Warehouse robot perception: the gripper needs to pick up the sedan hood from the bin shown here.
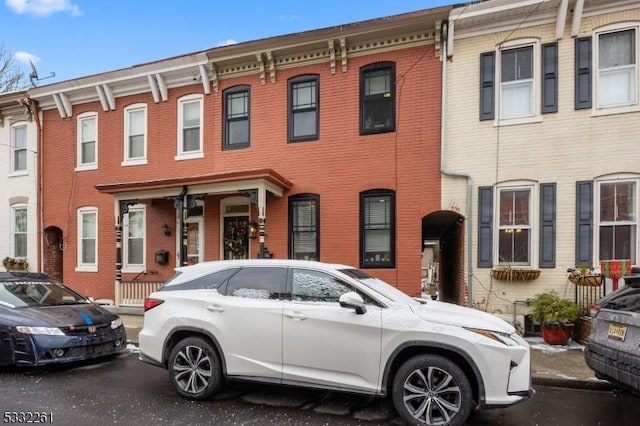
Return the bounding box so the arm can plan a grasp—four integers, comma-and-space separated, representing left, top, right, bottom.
15, 304, 118, 327
411, 300, 515, 334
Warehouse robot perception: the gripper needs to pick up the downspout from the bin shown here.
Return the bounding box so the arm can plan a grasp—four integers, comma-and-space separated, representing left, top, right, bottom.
440, 21, 474, 308
32, 99, 43, 273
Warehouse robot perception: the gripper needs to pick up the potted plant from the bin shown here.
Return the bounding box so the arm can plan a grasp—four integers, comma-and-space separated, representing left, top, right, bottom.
2, 256, 29, 271
530, 290, 583, 345
567, 264, 602, 287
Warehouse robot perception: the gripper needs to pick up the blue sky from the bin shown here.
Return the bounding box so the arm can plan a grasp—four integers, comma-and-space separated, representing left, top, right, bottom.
2, 0, 454, 84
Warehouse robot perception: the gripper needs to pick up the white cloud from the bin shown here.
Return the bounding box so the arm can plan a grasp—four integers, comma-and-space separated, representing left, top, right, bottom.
5, 0, 82, 17
216, 39, 238, 47
13, 51, 40, 65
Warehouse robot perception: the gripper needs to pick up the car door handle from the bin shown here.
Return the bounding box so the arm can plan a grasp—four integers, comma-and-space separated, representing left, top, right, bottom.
206, 304, 225, 313
285, 311, 307, 321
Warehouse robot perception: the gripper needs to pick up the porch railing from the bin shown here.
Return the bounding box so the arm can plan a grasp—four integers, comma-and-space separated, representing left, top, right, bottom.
117, 281, 164, 307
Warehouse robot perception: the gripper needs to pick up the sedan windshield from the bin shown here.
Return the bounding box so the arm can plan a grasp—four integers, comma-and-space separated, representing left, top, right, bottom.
0, 281, 90, 308
339, 268, 420, 305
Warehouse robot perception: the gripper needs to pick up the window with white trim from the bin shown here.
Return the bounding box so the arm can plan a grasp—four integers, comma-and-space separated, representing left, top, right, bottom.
11, 123, 27, 173
11, 205, 27, 258
596, 25, 639, 109
77, 112, 97, 170
598, 180, 637, 262
77, 207, 97, 271
124, 103, 147, 164
123, 205, 145, 271
499, 42, 537, 120
497, 187, 532, 265
177, 95, 203, 159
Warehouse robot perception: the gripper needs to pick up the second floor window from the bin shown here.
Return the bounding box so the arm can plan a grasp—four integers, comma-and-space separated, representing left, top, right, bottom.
11, 123, 27, 173
598, 28, 637, 107
224, 86, 250, 149
177, 95, 203, 158
289, 76, 319, 141
124, 104, 147, 163
12, 205, 27, 258
500, 46, 534, 118
289, 194, 319, 261
361, 63, 395, 135
77, 113, 97, 169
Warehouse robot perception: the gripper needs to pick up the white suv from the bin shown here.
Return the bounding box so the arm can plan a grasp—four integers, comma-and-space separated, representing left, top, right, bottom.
139, 260, 532, 426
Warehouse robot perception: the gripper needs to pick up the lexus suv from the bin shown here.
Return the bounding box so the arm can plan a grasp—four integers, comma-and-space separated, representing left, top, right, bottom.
139, 260, 532, 426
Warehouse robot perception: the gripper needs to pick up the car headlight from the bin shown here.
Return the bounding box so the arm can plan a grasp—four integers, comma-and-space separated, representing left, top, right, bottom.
111, 318, 123, 329
467, 328, 520, 346
16, 326, 65, 336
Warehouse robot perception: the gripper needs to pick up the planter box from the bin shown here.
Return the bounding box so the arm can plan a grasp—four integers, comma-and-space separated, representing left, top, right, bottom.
490, 268, 541, 281
568, 274, 602, 287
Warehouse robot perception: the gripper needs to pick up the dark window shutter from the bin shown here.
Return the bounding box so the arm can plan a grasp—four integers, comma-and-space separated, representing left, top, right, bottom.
480, 52, 495, 121
576, 181, 593, 266
575, 37, 592, 110
541, 43, 558, 113
539, 183, 556, 267
478, 186, 493, 267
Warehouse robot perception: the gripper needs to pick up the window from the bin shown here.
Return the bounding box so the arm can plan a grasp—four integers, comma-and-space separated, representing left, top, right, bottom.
360, 190, 395, 268
497, 188, 532, 265
500, 46, 534, 118
11, 123, 27, 173
360, 62, 395, 134
289, 194, 319, 260
598, 181, 637, 261
177, 95, 203, 159
597, 27, 638, 108
288, 75, 319, 141
223, 86, 250, 149
291, 269, 352, 303
77, 113, 97, 169
222, 267, 286, 299
124, 104, 147, 164
77, 207, 97, 271
124, 205, 145, 271
11, 205, 27, 258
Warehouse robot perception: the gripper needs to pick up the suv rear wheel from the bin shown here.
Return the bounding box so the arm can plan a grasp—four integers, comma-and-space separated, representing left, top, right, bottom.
168, 337, 223, 400
392, 354, 473, 426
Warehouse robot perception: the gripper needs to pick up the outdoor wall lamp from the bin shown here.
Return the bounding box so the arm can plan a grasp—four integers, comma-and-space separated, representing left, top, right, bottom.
248, 221, 257, 239
163, 223, 171, 237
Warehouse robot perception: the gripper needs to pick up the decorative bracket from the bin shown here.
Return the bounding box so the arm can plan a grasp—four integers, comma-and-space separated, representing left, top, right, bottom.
328, 40, 336, 74
339, 38, 348, 72
210, 63, 219, 93
256, 53, 266, 85
265, 51, 275, 83
435, 21, 442, 58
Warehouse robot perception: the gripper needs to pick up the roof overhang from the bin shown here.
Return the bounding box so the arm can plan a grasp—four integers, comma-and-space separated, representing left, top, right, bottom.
0, 90, 31, 125
95, 168, 293, 201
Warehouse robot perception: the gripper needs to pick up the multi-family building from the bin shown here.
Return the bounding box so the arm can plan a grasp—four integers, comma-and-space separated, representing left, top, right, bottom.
0, 91, 37, 274
28, 7, 456, 306
443, 0, 640, 327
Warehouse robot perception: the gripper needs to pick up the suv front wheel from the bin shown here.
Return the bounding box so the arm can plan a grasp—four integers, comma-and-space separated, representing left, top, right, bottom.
392, 354, 473, 426
168, 336, 223, 400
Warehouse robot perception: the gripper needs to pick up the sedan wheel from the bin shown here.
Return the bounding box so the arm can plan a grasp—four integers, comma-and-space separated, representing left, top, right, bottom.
392, 354, 473, 426
169, 337, 222, 400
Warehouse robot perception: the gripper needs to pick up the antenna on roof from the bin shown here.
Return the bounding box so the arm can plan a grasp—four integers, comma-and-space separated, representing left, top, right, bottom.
29, 60, 55, 87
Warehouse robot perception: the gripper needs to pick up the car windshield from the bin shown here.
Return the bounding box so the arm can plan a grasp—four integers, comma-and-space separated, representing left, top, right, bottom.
0, 280, 90, 308
339, 268, 420, 305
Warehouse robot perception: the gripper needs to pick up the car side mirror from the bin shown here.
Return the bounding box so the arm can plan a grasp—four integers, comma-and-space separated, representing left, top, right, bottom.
339, 291, 367, 315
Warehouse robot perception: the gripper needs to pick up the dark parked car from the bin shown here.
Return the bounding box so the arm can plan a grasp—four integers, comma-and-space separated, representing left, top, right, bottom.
585, 270, 640, 395
0, 271, 127, 367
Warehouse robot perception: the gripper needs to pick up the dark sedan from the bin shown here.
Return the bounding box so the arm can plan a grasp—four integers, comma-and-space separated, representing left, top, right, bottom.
0, 271, 127, 367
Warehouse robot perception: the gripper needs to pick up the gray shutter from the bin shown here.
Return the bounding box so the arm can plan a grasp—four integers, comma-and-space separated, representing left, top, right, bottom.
541, 43, 558, 113
576, 181, 593, 266
478, 186, 493, 267
575, 37, 592, 110
480, 52, 495, 121
539, 183, 556, 267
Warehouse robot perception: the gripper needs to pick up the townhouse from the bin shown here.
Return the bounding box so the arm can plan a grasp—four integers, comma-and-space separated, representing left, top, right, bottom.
0, 91, 37, 274
443, 0, 640, 326
27, 7, 458, 306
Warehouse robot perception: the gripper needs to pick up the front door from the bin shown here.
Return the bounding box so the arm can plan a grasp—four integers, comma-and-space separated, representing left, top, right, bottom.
223, 216, 249, 259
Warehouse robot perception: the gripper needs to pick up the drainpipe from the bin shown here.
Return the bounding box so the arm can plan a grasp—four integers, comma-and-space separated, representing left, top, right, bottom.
440, 21, 474, 308
32, 99, 44, 274
178, 186, 188, 266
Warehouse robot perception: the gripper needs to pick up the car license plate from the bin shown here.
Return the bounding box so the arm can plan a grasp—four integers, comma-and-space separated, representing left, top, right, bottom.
608, 323, 627, 341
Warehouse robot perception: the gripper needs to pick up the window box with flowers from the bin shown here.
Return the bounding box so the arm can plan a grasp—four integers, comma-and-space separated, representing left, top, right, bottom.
490, 267, 540, 281
3, 257, 29, 271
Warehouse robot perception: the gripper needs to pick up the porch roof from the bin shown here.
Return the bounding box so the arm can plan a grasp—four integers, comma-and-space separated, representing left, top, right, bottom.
95, 168, 293, 198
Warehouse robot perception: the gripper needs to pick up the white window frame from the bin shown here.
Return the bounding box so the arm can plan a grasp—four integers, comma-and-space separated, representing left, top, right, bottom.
76, 206, 98, 272
593, 23, 640, 116
76, 112, 98, 171
10, 122, 28, 175
495, 38, 542, 126
11, 204, 28, 259
494, 183, 537, 268
122, 103, 147, 166
594, 175, 639, 265
123, 204, 146, 273
176, 94, 204, 160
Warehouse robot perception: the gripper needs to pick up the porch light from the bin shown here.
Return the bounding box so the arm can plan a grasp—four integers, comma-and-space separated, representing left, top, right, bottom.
248, 221, 257, 239
163, 223, 171, 237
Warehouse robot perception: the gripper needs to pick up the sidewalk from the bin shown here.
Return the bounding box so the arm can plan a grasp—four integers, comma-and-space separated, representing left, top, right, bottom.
117, 312, 611, 391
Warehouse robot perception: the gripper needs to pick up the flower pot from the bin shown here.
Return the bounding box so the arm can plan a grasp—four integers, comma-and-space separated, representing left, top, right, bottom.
541, 323, 574, 346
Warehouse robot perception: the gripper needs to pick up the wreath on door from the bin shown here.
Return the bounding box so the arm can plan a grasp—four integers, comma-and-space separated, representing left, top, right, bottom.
224, 221, 248, 258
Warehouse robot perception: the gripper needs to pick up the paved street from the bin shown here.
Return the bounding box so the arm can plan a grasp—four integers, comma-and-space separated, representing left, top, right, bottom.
1, 350, 639, 425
